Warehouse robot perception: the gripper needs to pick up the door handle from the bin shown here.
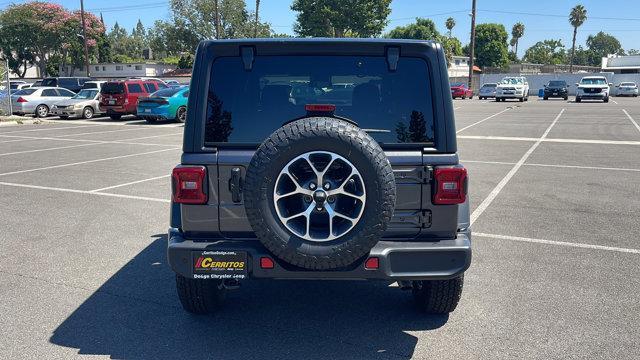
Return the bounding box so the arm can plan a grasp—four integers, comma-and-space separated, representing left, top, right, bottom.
229, 167, 243, 203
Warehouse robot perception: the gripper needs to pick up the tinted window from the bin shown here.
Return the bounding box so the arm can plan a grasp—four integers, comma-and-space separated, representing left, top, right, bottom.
152, 88, 181, 97
42, 89, 57, 96
57, 88, 76, 97
581, 78, 606, 85
205, 56, 434, 145
73, 89, 99, 99
59, 78, 78, 88
548, 81, 566, 87
83, 82, 98, 89
144, 83, 157, 93
101, 83, 125, 94
157, 82, 168, 89
127, 83, 143, 93
13, 88, 37, 96
481, 84, 496, 88
41, 78, 57, 87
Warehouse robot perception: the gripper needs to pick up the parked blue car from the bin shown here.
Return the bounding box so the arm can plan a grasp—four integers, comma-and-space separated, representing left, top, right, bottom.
137, 86, 189, 123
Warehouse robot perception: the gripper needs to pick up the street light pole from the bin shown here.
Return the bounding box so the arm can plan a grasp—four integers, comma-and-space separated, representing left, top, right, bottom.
467, 0, 477, 90
80, 0, 90, 77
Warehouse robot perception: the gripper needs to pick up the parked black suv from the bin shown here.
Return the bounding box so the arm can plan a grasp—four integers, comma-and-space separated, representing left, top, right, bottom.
543, 80, 568, 100
169, 39, 471, 315
40, 77, 92, 93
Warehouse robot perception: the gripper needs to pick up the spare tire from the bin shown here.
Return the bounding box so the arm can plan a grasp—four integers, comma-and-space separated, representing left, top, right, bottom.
244, 117, 396, 270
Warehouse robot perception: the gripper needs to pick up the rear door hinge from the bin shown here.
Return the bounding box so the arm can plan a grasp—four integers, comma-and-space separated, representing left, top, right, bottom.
229, 167, 244, 203
420, 166, 431, 183
419, 210, 432, 228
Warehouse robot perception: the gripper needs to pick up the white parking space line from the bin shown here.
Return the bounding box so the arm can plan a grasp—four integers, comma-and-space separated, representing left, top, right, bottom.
456, 108, 511, 133
0, 142, 101, 157
611, 99, 618, 104
458, 135, 640, 146
470, 108, 565, 225
0, 124, 112, 134
475, 232, 640, 255
55, 127, 150, 138
462, 159, 640, 173
90, 175, 170, 193
622, 109, 640, 134
0, 132, 181, 145
0, 181, 169, 203
0, 148, 179, 177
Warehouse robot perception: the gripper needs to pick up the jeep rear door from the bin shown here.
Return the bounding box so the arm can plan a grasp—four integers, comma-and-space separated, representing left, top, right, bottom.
180, 40, 460, 241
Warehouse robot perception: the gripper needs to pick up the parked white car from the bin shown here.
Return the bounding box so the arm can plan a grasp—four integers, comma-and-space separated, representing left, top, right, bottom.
51, 88, 102, 119
615, 82, 638, 97
495, 76, 529, 102
575, 76, 612, 103
10, 87, 76, 117
478, 83, 497, 99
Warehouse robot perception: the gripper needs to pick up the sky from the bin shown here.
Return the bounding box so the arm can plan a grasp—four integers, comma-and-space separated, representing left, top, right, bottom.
2, 0, 640, 57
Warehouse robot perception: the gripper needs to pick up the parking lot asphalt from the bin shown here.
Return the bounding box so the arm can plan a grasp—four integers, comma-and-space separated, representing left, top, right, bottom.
1, 99, 639, 359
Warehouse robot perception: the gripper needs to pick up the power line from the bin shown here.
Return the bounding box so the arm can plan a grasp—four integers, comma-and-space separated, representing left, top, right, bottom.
478, 9, 640, 22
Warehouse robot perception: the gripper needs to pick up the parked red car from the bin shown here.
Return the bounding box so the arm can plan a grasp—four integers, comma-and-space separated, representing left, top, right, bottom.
450, 82, 473, 99
99, 79, 167, 120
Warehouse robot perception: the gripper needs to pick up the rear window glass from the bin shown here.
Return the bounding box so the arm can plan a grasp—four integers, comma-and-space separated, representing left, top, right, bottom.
13, 88, 37, 96
481, 84, 496, 88
152, 88, 181, 97
102, 83, 125, 94
128, 83, 143, 93
59, 78, 78, 88
83, 82, 98, 89
205, 56, 434, 146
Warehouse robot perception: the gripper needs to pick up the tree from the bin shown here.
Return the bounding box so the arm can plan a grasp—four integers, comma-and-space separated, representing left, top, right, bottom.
445, 17, 456, 37
473, 23, 509, 69
0, 6, 36, 77
628, 49, 640, 56
387, 18, 461, 66
291, 0, 391, 38
170, 0, 272, 40
569, 4, 587, 73
387, 18, 439, 41
523, 39, 566, 65
511, 22, 525, 56
586, 31, 623, 65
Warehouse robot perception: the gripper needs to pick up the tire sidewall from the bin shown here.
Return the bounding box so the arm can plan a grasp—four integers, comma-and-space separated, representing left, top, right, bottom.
244, 118, 395, 269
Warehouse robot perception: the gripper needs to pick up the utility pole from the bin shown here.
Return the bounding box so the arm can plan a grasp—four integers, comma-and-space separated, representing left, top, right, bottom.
467, 0, 477, 90
214, 0, 221, 39
80, 0, 90, 77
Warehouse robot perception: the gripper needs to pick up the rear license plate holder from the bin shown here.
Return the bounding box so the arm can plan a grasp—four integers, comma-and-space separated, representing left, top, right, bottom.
192, 250, 248, 279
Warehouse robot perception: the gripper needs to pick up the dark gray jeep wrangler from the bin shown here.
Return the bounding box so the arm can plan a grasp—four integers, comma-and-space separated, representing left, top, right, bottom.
168, 38, 471, 314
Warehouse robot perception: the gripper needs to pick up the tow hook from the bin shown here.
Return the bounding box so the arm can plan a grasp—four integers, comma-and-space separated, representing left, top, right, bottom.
223, 279, 241, 290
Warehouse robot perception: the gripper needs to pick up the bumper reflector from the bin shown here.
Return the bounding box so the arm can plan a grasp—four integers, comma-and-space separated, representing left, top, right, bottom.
364, 257, 379, 270
260, 257, 274, 269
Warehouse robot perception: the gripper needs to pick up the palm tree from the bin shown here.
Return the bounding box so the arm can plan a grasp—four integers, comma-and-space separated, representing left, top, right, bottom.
569, 4, 587, 73
254, 0, 261, 38
511, 22, 525, 57
445, 17, 456, 37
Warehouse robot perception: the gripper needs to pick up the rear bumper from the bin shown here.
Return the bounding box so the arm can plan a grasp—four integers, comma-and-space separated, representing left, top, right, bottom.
167, 228, 472, 280
496, 93, 524, 99
100, 105, 133, 115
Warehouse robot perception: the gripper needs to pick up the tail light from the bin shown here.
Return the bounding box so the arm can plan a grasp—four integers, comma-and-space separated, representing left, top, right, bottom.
16, 97, 28, 103
172, 166, 207, 204
433, 167, 467, 205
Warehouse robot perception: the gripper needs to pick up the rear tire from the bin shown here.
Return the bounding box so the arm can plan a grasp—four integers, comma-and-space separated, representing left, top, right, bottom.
35, 104, 49, 118
412, 276, 464, 314
576, 97, 581, 103
176, 106, 187, 123
176, 274, 226, 314
145, 117, 157, 123
543, 96, 548, 100
82, 107, 94, 119
604, 97, 609, 103
109, 114, 122, 120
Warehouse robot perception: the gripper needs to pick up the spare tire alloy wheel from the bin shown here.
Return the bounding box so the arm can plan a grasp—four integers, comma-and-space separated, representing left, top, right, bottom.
274, 151, 365, 242
244, 118, 396, 270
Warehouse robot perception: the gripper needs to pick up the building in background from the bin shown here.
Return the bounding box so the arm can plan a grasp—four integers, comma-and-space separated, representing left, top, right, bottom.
601, 55, 640, 74
60, 63, 177, 78
448, 56, 481, 77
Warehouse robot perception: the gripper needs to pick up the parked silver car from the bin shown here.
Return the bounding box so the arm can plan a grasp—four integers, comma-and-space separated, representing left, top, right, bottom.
615, 82, 638, 97
51, 88, 102, 119
478, 83, 497, 99
11, 87, 76, 117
